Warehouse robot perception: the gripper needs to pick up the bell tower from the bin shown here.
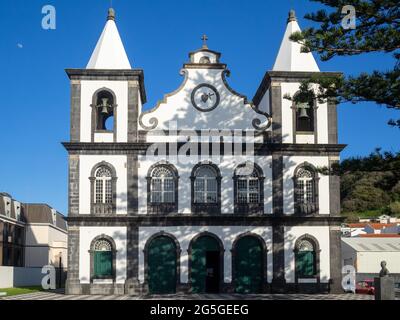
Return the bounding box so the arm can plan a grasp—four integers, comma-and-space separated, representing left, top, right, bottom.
64, 8, 146, 295
66, 8, 146, 144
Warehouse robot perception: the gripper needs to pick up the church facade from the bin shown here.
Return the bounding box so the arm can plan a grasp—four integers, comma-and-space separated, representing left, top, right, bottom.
64, 8, 345, 295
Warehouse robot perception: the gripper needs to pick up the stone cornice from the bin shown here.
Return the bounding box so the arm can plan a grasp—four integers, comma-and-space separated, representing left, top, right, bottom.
253, 70, 343, 107
66, 214, 345, 226
65, 68, 147, 104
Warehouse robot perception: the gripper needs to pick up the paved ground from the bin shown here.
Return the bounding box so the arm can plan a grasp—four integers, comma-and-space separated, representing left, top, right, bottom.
0, 290, 375, 300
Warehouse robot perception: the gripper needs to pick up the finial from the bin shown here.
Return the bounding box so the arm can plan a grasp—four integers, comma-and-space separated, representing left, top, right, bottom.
201, 34, 208, 49
287, 9, 296, 23
107, 8, 115, 21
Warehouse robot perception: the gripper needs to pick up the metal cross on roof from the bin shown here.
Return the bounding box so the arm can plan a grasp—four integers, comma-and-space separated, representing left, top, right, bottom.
201, 34, 208, 48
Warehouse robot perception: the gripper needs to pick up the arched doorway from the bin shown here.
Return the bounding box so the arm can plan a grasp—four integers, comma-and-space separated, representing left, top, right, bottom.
233, 235, 264, 293
147, 235, 178, 294
189, 234, 223, 293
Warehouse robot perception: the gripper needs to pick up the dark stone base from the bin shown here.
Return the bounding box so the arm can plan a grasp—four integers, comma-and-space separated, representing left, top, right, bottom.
125, 279, 142, 295
90, 283, 125, 295
66, 280, 333, 295
65, 278, 82, 295
374, 277, 395, 300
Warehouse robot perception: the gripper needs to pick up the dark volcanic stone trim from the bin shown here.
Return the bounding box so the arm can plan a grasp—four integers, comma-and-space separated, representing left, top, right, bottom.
66, 215, 345, 227
62, 142, 347, 155
65, 69, 147, 104
127, 155, 139, 216
128, 81, 139, 142
183, 63, 226, 70
271, 224, 286, 291
65, 226, 80, 294
272, 155, 283, 215
68, 155, 80, 216
329, 159, 341, 217
252, 71, 342, 107
329, 226, 343, 293
270, 83, 282, 143
327, 98, 338, 144
126, 223, 139, 282
70, 81, 81, 142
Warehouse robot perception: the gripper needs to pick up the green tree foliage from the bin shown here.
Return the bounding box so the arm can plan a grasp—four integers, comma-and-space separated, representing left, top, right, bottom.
288, 0, 400, 126
329, 149, 400, 215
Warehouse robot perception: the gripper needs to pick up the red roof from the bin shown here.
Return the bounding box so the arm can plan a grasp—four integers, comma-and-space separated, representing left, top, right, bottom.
347, 223, 397, 230
359, 234, 400, 238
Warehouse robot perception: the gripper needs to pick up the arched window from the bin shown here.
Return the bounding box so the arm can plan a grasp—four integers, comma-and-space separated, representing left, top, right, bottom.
234, 163, 264, 214
294, 164, 318, 215
95, 166, 112, 204
292, 89, 315, 134
91, 237, 114, 280
150, 166, 175, 203
191, 163, 221, 214
295, 101, 314, 132
295, 238, 318, 278
194, 166, 218, 204
94, 90, 115, 131
147, 163, 178, 214
90, 162, 117, 215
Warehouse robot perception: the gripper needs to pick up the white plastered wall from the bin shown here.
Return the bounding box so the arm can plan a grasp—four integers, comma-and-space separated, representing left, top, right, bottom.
284, 226, 330, 283
139, 68, 266, 131
282, 156, 330, 215
80, 80, 128, 142
137, 155, 272, 214
79, 155, 127, 214
138, 226, 273, 284
79, 226, 127, 284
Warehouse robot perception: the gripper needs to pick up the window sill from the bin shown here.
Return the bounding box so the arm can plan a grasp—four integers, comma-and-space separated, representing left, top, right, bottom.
148, 203, 177, 214
234, 204, 264, 214
92, 278, 114, 284
297, 278, 318, 283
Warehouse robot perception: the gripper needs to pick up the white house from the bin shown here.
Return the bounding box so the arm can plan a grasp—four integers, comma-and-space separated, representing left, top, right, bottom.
64, 8, 344, 295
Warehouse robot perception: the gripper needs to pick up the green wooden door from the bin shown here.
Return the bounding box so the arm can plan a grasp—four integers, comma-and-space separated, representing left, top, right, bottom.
234, 236, 263, 293
296, 251, 315, 277
94, 251, 112, 277
148, 236, 177, 294
190, 236, 220, 293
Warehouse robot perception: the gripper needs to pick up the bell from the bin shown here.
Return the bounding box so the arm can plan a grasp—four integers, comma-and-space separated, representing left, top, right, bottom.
298, 104, 310, 119
100, 98, 109, 115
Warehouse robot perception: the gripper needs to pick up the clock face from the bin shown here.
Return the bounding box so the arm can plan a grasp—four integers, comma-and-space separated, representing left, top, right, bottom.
191, 84, 220, 112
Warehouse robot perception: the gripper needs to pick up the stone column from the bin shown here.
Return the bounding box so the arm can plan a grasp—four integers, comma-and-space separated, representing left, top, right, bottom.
270, 82, 282, 143
329, 225, 343, 293
125, 223, 141, 295
127, 81, 139, 142
271, 224, 286, 292
65, 225, 81, 295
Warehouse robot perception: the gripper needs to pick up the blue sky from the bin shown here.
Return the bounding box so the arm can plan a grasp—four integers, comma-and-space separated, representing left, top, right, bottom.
1, 0, 398, 214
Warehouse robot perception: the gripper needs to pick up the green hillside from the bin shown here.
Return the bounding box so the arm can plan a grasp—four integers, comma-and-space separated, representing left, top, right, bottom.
337, 149, 400, 222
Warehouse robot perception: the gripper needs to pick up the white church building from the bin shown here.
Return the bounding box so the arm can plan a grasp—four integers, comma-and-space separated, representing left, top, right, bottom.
64, 8, 345, 295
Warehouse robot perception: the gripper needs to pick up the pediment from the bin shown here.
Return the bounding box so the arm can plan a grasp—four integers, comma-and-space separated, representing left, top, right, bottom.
139, 52, 271, 133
